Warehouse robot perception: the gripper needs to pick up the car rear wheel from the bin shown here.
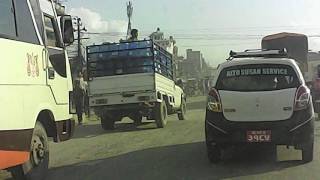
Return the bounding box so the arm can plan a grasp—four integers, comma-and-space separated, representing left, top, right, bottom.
302, 141, 314, 163
10, 122, 49, 180
155, 101, 168, 128
207, 144, 222, 163
178, 98, 187, 120
205, 123, 222, 163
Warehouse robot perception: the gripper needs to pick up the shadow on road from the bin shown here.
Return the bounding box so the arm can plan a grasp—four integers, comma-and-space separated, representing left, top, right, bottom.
47, 142, 304, 180
73, 122, 157, 139
72, 98, 206, 139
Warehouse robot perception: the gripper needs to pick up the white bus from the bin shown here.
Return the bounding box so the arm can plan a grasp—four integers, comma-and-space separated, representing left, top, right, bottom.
0, 0, 75, 179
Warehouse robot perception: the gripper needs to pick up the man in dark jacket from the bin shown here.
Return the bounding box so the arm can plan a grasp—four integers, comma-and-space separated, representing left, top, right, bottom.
74, 73, 85, 125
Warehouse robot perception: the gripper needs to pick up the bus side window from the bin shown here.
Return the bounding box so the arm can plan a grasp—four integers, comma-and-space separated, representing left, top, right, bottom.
43, 15, 59, 47
0, 0, 17, 38
43, 13, 67, 78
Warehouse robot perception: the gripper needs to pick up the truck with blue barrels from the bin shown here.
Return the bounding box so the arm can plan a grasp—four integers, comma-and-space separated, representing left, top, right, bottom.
86, 40, 187, 129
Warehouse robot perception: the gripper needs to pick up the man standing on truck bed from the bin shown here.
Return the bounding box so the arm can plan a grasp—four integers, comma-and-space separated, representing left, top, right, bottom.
128, 29, 139, 41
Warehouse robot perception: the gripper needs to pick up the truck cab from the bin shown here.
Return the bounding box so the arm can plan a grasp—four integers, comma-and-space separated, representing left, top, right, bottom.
0, 0, 75, 179
87, 40, 187, 129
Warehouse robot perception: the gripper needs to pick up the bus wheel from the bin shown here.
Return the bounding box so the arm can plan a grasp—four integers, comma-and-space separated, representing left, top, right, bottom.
10, 122, 49, 180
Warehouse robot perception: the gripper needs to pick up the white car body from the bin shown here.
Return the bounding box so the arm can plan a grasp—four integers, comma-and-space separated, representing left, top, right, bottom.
213, 58, 306, 122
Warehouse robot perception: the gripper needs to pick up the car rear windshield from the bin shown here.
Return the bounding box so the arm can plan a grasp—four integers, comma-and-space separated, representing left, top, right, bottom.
216, 64, 301, 91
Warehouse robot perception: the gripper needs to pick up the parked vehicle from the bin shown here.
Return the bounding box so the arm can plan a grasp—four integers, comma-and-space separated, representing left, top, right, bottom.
87, 40, 186, 129
0, 0, 75, 179
205, 49, 314, 163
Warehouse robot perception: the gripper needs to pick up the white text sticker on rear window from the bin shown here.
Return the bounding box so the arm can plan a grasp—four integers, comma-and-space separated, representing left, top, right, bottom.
226, 68, 288, 77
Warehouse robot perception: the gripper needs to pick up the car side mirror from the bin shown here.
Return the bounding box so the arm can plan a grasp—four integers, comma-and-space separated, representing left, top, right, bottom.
60, 15, 75, 45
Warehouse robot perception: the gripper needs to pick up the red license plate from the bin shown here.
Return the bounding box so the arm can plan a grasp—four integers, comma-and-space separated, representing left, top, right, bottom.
246, 130, 271, 142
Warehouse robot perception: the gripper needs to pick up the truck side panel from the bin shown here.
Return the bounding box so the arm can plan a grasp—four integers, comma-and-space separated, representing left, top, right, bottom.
155, 73, 182, 109
89, 73, 156, 107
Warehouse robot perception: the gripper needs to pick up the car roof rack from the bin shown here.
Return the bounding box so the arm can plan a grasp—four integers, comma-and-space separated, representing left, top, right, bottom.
227, 49, 288, 61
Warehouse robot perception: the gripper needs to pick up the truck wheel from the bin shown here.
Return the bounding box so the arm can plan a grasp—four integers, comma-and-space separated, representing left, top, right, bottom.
302, 141, 314, 163
101, 115, 116, 130
178, 99, 187, 120
10, 122, 49, 180
130, 114, 143, 125
155, 101, 168, 128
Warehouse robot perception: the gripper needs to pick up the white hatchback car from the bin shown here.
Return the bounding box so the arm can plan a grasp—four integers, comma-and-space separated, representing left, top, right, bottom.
205, 50, 314, 163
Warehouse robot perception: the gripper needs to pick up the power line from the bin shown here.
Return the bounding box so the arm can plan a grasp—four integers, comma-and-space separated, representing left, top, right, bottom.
83, 32, 320, 41
82, 24, 320, 35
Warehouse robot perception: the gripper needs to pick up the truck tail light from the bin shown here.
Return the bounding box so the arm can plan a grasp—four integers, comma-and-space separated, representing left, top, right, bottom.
294, 85, 310, 111
207, 88, 222, 112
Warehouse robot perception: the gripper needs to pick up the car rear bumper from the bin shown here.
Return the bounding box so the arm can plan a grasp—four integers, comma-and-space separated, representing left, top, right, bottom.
205, 106, 314, 146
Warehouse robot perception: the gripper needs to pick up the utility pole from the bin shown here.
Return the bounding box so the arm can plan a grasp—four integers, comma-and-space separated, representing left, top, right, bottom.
126, 1, 133, 39
77, 17, 82, 59
73, 16, 89, 117
73, 17, 87, 67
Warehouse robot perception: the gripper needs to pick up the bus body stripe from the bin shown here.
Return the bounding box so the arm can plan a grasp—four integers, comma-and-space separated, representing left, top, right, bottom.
0, 150, 30, 170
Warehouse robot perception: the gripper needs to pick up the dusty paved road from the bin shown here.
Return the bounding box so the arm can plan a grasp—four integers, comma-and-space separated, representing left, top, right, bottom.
1, 96, 320, 180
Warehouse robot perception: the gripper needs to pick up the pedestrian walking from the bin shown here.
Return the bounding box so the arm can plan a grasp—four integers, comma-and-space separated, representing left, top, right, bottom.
74, 72, 86, 125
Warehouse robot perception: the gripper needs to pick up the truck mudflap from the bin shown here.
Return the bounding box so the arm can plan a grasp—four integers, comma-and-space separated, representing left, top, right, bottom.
0, 129, 33, 169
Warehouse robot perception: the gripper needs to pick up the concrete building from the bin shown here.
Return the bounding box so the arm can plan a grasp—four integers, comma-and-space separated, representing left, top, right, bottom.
187, 49, 202, 75
178, 49, 210, 79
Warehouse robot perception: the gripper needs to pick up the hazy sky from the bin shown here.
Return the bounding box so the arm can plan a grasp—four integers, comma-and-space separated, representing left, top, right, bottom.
65, 0, 320, 67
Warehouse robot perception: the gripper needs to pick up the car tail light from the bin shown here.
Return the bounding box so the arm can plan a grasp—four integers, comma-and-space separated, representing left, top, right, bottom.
294, 85, 310, 111
207, 88, 222, 112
